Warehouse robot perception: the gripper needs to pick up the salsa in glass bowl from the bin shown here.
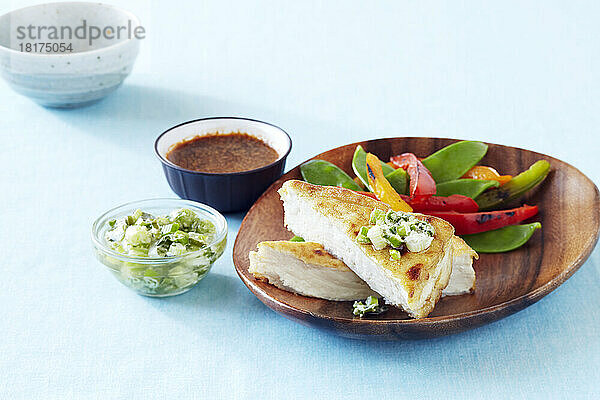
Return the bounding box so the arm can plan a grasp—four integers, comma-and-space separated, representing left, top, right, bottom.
91, 199, 227, 297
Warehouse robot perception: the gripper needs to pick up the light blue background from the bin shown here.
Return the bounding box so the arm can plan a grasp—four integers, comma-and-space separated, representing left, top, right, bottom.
1, 1, 599, 398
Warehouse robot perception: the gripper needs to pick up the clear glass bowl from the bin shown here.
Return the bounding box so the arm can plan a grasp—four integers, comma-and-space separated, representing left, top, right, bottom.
91, 199, 227, 297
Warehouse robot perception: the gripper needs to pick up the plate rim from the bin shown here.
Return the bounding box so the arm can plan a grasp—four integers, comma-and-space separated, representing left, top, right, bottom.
233, 137, 600, 327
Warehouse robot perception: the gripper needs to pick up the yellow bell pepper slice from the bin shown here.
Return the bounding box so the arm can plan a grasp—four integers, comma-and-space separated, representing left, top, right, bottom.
462, 166, 512, 185
365, 153, 413, 212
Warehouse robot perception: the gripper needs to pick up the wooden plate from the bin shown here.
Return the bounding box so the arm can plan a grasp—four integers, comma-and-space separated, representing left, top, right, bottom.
233, 138, 599, 340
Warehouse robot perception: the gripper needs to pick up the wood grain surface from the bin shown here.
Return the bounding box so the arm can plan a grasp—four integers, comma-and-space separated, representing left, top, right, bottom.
233, 138, 600, 340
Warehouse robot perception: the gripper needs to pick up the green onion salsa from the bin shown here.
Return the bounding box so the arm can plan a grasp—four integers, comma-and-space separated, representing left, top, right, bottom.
106, 208, 217, 257
101, 208, 225, 296
356, 209, 435, 259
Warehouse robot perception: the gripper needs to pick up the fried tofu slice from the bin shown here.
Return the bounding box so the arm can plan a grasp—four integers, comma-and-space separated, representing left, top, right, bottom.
278, 180, 455, 318
249, 241, 378, 301
249, 236, 477, 301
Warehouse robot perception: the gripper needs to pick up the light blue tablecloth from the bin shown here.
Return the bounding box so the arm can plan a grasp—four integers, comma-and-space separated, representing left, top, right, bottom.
1, 1, 599, 398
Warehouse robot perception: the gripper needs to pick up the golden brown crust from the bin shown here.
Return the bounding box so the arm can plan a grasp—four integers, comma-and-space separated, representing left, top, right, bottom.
256, 241, 348, 271
451, 236, 479, 260
279, 180, 455, 313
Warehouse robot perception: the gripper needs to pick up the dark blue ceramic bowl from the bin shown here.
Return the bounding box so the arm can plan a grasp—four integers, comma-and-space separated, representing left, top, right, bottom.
155, 117, 292, 213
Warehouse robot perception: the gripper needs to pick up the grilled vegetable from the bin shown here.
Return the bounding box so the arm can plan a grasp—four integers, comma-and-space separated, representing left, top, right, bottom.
435, 179, 499, 199
475, 160, 551, 210
385, 167, 408, 195
353, 191, 477, 213
426, 204, 539, 235
354, 191, 378, 199
352, 145, 395, 189
462, 166, 512, 185
300, 159, 362, 191
422, 141, 488, 183
390, 153, 436, 198
462, 222, 542, 253
405, 194, 479, 213
365, 153, 413, 212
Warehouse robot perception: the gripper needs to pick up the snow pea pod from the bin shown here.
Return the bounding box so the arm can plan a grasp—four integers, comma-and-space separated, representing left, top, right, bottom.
462, 222, 541, 253
352, 145, 395, 189
475, 160, 550, 210
384, 167, 408, 195
435, 179, 499, 199
422, 141, 488, 183
300, 159, 363, 191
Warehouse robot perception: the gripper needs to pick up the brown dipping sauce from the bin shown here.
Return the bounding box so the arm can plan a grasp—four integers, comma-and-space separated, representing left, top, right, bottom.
166, 132, 279, 173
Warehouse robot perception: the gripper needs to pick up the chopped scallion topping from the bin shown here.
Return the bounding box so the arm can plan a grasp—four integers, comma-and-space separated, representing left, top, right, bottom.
352, 296, 388, 317
356, 209, 435, 254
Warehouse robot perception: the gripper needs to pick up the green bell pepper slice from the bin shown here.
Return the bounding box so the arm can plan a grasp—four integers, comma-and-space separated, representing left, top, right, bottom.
422, 141, 488, 183
435, 179, 499, 199
300, 159, 362, 191
462, 222, 541, 253
475, 160, 551, 210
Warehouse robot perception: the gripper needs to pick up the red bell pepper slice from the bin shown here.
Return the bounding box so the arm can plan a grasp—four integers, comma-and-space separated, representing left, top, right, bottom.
353, 191, 478, 213
354, 191, 378, 200
401, 194, 478, 213
390, 153, 436, 198
426, 204, 539, 235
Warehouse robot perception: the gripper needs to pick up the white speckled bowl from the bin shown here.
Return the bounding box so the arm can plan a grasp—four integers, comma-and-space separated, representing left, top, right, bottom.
0, 2, 141, 108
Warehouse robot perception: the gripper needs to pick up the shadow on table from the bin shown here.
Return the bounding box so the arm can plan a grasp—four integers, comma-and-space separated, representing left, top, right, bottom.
144, 272, 271, 317
48, 83, 244, 120
44, 83, 275, 153
280, 246, 599, 377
